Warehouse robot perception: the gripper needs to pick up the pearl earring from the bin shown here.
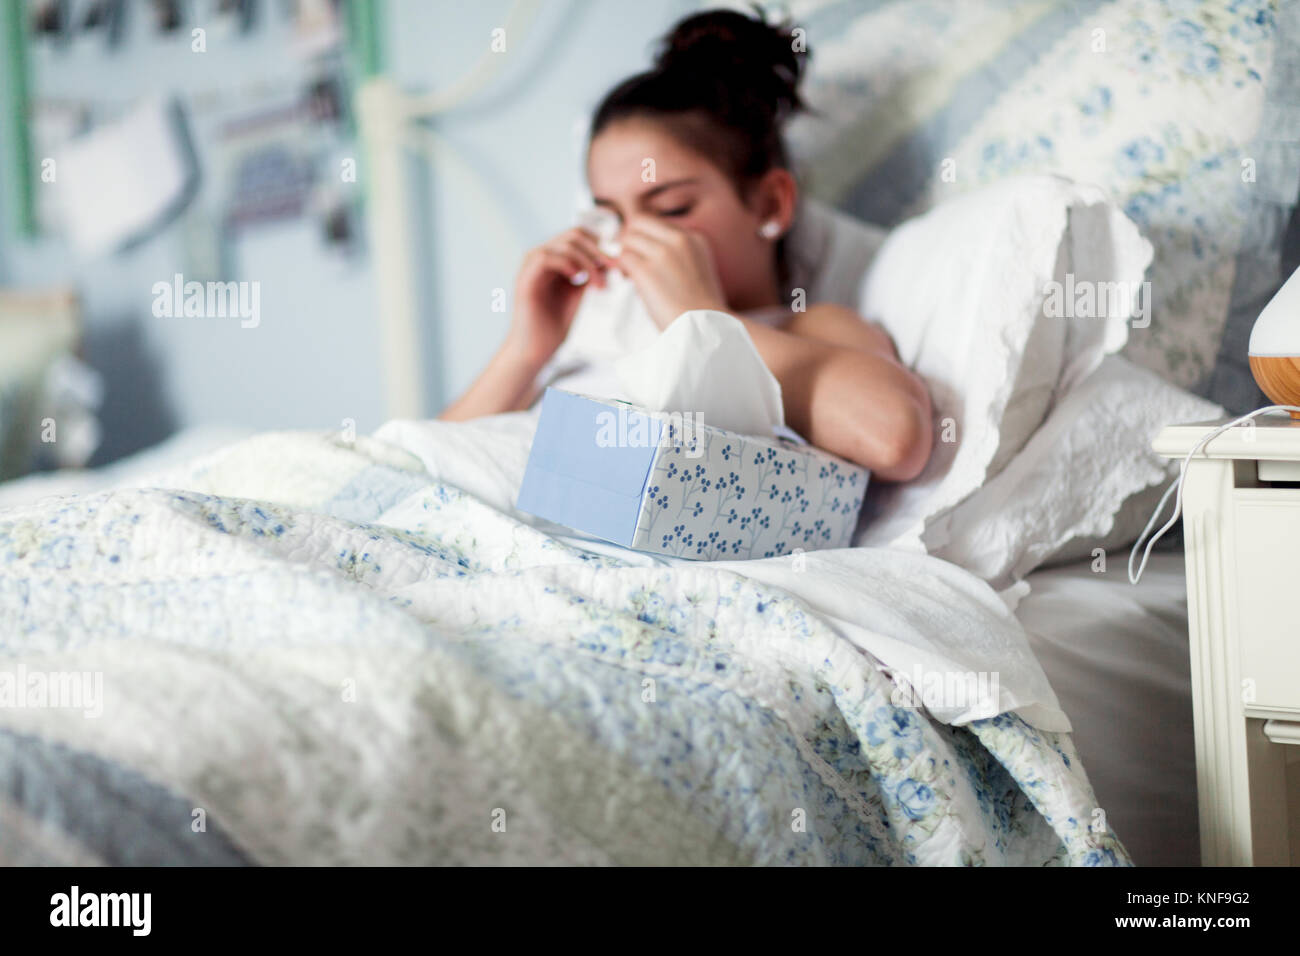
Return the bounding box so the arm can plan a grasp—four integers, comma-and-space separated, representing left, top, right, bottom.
758, 220, 781, 240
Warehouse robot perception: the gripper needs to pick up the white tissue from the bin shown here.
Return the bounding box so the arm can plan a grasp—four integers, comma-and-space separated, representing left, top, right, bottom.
577, 206, 622, 258
612, 310, 786, 437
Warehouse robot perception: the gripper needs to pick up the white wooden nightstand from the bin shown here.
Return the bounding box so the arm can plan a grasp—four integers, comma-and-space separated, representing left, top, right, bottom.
1153, 416, 1300, 866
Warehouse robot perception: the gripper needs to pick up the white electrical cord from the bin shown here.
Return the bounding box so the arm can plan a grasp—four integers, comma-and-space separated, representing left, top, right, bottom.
1128, 404, 1300, 584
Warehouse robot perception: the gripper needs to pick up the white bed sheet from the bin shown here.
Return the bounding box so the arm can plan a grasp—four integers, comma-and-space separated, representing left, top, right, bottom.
1015, 551, 1198, 866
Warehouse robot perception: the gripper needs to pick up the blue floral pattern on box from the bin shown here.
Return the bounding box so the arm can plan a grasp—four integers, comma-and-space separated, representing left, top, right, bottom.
632, 419, 868, 560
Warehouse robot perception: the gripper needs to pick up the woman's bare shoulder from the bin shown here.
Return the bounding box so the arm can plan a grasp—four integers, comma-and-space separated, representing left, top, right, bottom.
802, 301, 859, 318
803, 302, 886, 324
788, 302, 899, 360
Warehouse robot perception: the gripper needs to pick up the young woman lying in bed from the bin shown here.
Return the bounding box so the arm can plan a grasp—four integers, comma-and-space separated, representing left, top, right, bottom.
440, 8, 933, 484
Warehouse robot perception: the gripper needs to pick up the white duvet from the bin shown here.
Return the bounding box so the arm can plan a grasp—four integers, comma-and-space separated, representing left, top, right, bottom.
377, 412, 1068, 730
0, 416, 1132, 865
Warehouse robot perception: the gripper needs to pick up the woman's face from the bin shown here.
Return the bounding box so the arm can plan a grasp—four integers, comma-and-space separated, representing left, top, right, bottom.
586, 117, 789, 310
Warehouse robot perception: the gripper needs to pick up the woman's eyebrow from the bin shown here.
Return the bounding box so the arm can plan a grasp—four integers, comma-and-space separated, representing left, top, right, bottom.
641, 178, 698, 199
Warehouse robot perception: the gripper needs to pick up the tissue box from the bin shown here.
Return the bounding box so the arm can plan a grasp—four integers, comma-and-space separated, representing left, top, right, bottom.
516, 388, 869, 560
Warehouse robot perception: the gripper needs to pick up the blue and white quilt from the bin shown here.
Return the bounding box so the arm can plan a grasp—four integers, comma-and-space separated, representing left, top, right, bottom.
0, 417, 1130, 865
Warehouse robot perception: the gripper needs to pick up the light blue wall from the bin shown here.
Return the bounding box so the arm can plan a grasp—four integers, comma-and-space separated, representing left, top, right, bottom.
0, 8, 385, 463
0, 0, 698, 464
388, 0, 698, 407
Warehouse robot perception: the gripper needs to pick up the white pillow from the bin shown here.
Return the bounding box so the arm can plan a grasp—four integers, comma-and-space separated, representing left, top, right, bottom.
784, 199, 887, 308
854, 175, 1152, 551
987, 243, 1067, 477
923, 355, 1225, 589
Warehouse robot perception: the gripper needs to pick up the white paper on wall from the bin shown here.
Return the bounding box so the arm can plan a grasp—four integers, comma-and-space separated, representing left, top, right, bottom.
56, 96, 196, 256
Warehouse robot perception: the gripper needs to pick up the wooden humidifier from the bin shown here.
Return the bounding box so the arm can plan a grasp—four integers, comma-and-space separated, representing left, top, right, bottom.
1249, 266, 1300, 419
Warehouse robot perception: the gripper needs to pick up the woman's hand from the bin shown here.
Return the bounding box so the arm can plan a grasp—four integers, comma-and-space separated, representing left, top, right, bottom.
507, 227, 611, 367
615, 217, 729, 329
441, 227, 606, 422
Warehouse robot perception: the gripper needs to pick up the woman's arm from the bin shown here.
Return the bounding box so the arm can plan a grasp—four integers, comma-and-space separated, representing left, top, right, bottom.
437, 340, 545, 422
782, 303, 900, 361
443, 305, 933, 480
736, 315, 932, 482
772, 303, 931, 479
439, 226, 611, 422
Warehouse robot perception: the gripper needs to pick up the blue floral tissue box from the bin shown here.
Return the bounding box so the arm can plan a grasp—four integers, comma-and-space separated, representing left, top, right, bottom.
516, 388, 869, 560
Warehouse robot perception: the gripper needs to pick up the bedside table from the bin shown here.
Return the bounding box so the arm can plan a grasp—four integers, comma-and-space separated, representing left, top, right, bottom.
1154, 416, 1300, 866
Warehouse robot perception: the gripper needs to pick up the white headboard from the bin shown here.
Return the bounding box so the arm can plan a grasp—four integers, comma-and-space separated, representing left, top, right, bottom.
354, 0, 541, 420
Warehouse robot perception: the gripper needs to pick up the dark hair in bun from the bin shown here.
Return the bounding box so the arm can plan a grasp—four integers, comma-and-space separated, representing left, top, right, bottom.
591, 6, 809, 191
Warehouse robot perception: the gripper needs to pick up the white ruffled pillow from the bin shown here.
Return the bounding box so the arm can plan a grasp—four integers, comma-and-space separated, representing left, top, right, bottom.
854, 175, 1152, 551
924, 355, 1225, 589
